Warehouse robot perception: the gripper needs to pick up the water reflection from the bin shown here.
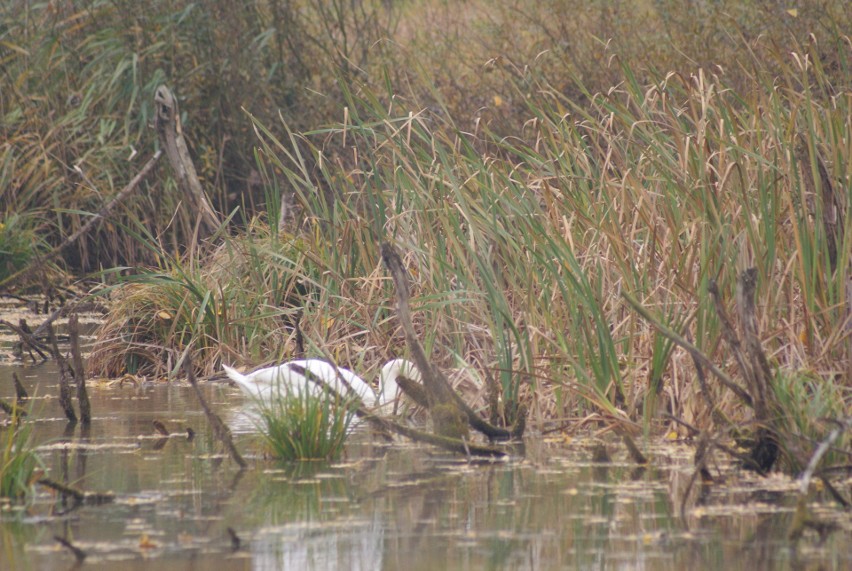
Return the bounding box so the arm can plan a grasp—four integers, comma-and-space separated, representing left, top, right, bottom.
1, 363, 849, 570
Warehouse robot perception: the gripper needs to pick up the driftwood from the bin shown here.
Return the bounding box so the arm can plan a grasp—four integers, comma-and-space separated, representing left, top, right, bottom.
0, 151, 162, 289
718, 270, 779, 472
381, 243, 523, 440
154, 85, 220, 235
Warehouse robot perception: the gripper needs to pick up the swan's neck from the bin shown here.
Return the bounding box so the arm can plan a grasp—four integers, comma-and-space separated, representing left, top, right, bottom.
377, 359, 419, 406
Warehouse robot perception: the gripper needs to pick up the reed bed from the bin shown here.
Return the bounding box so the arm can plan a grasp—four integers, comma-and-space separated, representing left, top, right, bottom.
3, 2, 850, 460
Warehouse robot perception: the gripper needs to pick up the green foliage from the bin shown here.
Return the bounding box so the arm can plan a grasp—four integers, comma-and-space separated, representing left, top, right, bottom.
255, 382, 357, 461
0, 420, 41, 501
772, 371, 850, 470
249, 33, 850, 423
0, 214, 46, 282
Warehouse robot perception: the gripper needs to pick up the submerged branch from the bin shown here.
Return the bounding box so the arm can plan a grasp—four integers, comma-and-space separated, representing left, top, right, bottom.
54, 536, 87, 563
38, 477, 114, 506
184, 356, 247, 468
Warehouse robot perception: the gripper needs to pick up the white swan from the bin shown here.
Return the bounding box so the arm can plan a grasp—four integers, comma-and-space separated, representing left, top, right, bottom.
222, 358, 421, 409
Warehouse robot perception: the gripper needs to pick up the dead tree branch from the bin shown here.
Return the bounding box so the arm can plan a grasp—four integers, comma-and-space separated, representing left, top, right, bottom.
154, 85, 220, 236
381, 243, 519, 440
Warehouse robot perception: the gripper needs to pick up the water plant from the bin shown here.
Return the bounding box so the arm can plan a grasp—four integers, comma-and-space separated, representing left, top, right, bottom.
253, 380, 358, 461
0, 420, 42, 501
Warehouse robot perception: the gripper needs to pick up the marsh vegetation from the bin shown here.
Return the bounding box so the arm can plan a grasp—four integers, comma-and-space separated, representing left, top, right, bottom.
1, 0, 850, 565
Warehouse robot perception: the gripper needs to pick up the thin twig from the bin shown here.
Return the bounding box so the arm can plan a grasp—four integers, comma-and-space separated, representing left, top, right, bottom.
797, 416, 852, 495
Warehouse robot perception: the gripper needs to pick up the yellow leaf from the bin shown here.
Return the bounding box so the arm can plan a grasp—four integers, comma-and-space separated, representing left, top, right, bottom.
786, 9, 798, 17
156, 310, 172, 321
493, 95, 503, 107
139, 534, 157, 549
666, 430, 679, 441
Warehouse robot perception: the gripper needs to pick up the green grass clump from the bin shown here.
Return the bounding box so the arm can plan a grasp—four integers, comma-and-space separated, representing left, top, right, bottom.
255, 382, 357, 461
0, 215, 47, 282
0, 421, 42, 501
772, 371, 851, 470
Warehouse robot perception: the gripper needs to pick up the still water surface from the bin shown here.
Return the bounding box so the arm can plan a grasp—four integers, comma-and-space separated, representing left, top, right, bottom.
1, 362, 848, 570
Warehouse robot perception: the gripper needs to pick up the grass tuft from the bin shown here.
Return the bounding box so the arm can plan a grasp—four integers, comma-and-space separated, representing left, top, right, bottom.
0, 419, 42, 501
254, 382, 357, 461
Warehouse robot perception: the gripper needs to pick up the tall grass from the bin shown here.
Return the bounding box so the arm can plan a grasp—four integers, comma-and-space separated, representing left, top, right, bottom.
21, 0, 838, 450
0, 0, 395, 276
0, 213, 49, 283
3, 1, 849, 281
87, 218, 323, 377
245, 36, 850, 429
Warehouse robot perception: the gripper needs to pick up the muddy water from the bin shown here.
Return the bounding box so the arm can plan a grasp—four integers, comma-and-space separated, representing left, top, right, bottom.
1, 363, 849, 571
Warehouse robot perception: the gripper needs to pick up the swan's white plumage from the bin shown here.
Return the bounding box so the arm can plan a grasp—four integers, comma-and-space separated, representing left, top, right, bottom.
222, 358, 422, 408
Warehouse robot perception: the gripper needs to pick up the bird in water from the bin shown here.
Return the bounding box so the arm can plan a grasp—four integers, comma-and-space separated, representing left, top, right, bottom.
221, 358, 421, 409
